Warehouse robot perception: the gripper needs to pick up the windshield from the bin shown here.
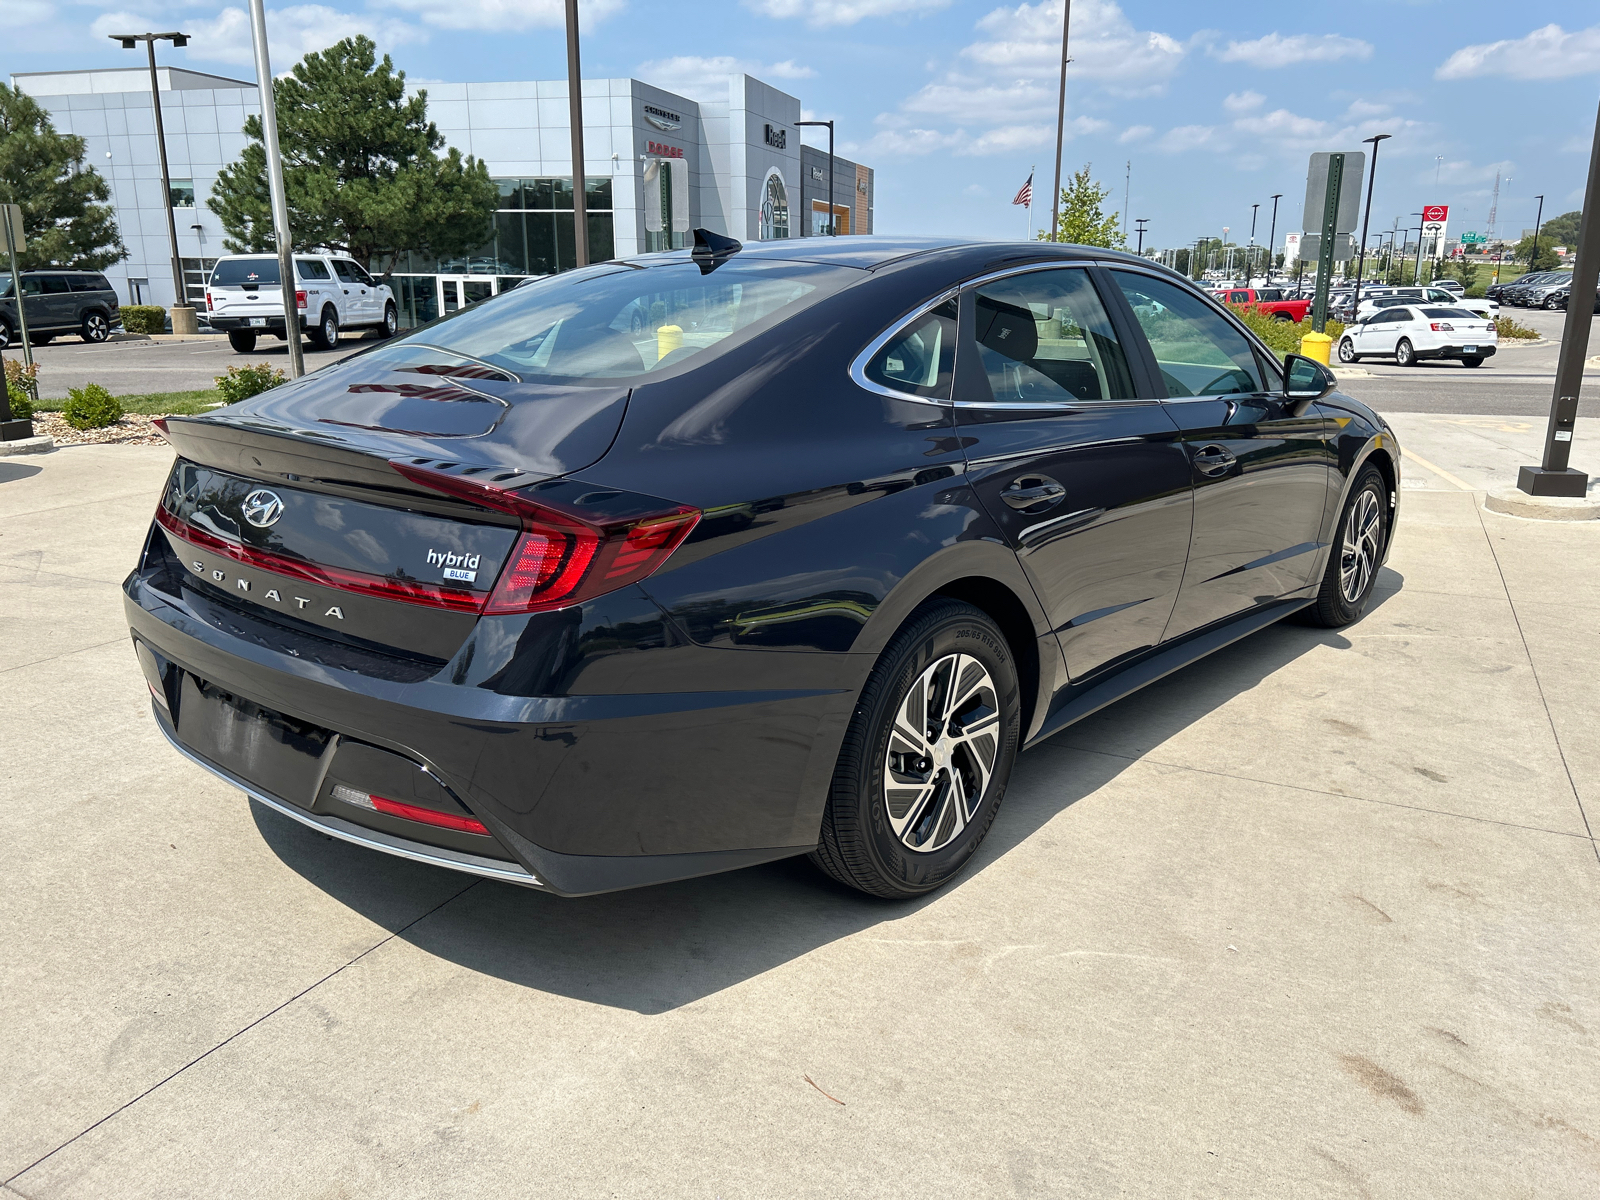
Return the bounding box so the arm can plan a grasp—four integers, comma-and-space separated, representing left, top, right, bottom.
365, 258, 854, 382
1423, 308, 1478, 319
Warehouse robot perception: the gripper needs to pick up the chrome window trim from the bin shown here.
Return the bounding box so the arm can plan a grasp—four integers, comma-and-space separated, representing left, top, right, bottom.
157, 720, 544, 889
848, 287, 961, 405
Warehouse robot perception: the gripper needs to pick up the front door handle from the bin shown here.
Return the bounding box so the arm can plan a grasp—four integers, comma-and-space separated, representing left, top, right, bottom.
1002, 475, 1067, 512
1193, 444, 1237, 477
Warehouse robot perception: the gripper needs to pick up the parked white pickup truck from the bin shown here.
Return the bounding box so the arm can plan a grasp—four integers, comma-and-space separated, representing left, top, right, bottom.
206, 253, 398, 353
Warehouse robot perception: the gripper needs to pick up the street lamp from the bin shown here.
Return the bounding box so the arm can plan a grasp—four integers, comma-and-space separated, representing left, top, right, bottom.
795, 120, 836, 236
1530, 194, 1545, 268
1351, 133, 1391, 313
1265, 193, 1283, 284
109, 31, 196, 332
1248, 203, 1259, 282
563, 0, 588, 268
1134, 218, 1148, 256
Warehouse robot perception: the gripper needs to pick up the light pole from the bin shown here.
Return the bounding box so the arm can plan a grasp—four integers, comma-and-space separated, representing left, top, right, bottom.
1435, 155, 1443, 187
1410, 213, 1426, 285
1530, 194, 1545, 269
1351, 133, 1390, 314
1134, 218, 1148, 256
245, 1, 304, 377
1265, 193, 1283, 283
110, 31, 195, 332
796, 120, 836, 235
1048, 1, 1073, 242
1248, 203, 1259, 282
564, 0, 588, 268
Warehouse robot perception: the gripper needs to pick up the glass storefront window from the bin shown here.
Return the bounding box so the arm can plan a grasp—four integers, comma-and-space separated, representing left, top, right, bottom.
760, 173, 789, 240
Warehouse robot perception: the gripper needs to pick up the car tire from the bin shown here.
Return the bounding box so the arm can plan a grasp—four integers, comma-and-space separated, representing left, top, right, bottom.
1337, 338, 1358, 363
81, 311, 111, 343
810, 599, 1020, 899
1462, 356, 1483, 368
1395, 338, 1416, 367
378, 302, 398, 339
0, 318, 12, 351
1271, 311, 1293, 323
1545, 296, 1561, 310
227, 330, 258, 353
309, 307, 339, 350
1303, 465, 1388, 628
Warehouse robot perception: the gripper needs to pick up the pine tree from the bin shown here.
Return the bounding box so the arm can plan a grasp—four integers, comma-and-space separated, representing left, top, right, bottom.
1037, 165, 1125, 248
209, 37, 497, 273
0, 84, 126, 270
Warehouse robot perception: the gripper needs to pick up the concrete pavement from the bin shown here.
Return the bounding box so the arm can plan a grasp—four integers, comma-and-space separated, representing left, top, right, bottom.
2, 443, 1599, 1198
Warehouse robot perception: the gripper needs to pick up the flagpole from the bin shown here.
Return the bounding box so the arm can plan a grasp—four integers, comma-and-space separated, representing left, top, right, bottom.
1027, 163, 1035, 239
1049, 0, 1072, 242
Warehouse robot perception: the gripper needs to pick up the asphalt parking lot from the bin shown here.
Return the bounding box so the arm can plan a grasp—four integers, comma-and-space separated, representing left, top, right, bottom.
3, 440, 1598, 1196
25, 333, 370, 401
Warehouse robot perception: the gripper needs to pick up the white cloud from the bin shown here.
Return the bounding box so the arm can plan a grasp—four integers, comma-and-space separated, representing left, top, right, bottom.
1213, 33, 1373, 68
745, 0, 949, 28
1436, 23, 1600, 80
965, 0, 1186, 90
1119, 124, 1153, 143
1156, 124, 1220, 153
635, 55, 814, 101
384, 0, 623, 32
1222, 90, 1264, 113
90, 6, 426, 67
1343, 99, 1390, 120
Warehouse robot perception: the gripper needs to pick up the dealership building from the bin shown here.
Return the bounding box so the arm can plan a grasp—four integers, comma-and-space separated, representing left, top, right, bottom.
12, 66, 874, 328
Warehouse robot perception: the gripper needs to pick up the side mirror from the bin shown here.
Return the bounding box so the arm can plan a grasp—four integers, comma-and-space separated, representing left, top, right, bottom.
1284, 352, 1336, 404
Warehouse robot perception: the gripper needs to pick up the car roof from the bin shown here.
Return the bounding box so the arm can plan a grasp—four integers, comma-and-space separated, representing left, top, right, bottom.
618, 235, 1164, 275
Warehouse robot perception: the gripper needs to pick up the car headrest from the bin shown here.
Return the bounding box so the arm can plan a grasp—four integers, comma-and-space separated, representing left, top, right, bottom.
975, 295, 1038, 363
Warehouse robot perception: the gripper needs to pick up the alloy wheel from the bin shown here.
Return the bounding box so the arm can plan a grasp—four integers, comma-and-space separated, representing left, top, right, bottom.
85, 312, 109, 342
883, 652, 1000, 854
1340, 488, 1382, 603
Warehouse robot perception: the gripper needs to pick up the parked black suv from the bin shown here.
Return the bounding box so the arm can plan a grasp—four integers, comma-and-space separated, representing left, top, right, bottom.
0, 270, 122, 349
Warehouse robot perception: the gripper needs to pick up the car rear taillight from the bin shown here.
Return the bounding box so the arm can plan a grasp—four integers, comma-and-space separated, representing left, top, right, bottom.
205, 292, 213, 311
390, 461, 700, 615
296, 290, 307, 309
331, 784, 489, 835
1430, 322, 1454, 331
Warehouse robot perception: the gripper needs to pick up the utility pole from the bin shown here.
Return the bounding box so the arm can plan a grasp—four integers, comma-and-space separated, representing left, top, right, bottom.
1122, 159, 1130, 243
1266, 193, 1283, 283
797, 120, 836, 235
110, 31, 195, 332
1351, 133, 1390, 318
247, 1, 303, 378
1134, 218, 1148, 256
1248, 203, 1259, 281
564, 0, 588, 268
1530, 194, 1545, 268
1048, 1, 1072, 243
1518, 99, 1600, 498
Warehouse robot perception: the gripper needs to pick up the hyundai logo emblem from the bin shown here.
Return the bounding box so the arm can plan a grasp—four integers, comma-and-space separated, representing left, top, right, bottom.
241, 489, 285, 528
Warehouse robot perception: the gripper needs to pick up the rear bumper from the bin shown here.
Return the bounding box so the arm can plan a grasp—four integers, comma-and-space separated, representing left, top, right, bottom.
1416, 343, 1497, 359
209, 314, 307, 333
123, 554, 843, 896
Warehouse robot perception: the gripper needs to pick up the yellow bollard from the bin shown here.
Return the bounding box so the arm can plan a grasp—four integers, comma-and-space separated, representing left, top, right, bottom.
1299, 331, 1333, 365
656, 324, 683, 361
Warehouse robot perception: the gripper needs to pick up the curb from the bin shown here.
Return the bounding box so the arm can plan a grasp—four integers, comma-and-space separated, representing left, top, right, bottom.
1484, 488, 1600, 522
0, 435, 56, 457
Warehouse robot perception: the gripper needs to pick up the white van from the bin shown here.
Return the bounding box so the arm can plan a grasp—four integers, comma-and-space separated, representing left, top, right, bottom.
206, 253, 398, 354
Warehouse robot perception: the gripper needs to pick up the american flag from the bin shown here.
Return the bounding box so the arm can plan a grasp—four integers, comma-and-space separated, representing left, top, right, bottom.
1012, 172, 1033, 208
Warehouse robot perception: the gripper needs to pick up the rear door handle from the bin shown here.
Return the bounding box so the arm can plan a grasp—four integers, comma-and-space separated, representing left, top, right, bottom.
1002, 475, 1067, 512
1193, 444, 1237, 477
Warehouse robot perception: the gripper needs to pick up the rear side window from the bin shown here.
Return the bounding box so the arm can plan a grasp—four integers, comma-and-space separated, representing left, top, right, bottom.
1423, 308, 1477, 319
69, 275, 111, 292
40, 276, 72, 294
1112, 271, 1263, 397
863, 297, 957, 400
971, 268, 1135, 404
212, 258, 280, 286
297, 258, 332, 280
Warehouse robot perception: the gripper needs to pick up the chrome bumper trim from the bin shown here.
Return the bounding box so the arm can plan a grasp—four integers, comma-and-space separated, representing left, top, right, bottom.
156, 718, 542, 888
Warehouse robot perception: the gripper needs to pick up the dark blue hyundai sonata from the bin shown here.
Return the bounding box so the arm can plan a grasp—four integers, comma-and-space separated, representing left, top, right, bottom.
125, 232, 1399, 898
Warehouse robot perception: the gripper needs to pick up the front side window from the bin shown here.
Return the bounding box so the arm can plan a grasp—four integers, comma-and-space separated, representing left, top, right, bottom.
972, 268, 1136, 404
368, 259, 852, 382
863, 297, 957, 400
1112, 272, 1264, 397
331, 260, 359, 283
40, 276, 72, 294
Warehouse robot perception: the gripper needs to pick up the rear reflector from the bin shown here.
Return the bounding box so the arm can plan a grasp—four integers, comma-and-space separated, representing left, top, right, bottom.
389, 460, 700, 615
332, 784, 490, 835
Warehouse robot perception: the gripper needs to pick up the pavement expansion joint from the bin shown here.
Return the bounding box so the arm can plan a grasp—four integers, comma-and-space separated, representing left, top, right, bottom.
1, 881, 482, 1191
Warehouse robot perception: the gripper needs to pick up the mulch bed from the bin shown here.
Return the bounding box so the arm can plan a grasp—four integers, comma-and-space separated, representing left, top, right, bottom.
28, 412, 171, 447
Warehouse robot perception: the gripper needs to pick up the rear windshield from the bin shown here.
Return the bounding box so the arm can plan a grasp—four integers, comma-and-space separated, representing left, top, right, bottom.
1423, 308, 1479, 319
211, 257, 331, 286
366, 259, 855, 382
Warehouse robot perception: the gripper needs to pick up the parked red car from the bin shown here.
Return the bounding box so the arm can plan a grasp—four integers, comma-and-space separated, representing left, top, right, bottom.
1221, 288, 1312, 323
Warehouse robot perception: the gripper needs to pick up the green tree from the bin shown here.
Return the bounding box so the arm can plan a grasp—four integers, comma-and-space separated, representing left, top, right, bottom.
0, 84, 126, 270
210, 37, 496, 274
1535, 210, 1581, 249
1036, 165, 1125, 248
1509, 234, 1562, 271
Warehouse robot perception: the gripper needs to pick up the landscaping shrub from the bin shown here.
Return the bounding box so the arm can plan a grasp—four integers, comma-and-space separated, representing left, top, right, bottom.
62, 383, 123, 430
4, 357, 38, 420
1495, 316, 1540, 340
214, 362, 287, 404
1234, 305, 1344, 360
120, 305, 167, 334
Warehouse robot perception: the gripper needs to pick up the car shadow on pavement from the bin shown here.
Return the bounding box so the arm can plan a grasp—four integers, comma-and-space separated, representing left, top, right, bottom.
0, 462, 45, 485
252, 576, 1396, 1015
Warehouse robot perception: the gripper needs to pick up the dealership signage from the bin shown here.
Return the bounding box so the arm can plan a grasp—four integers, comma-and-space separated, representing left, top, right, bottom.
643, 105, 681, 132
764, 123, 787, 149
1422, 203, 1449, 260
647, 140, 685, 159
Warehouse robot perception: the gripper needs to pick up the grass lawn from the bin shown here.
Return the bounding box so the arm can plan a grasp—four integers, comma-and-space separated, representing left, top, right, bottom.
34, 388, 225, 415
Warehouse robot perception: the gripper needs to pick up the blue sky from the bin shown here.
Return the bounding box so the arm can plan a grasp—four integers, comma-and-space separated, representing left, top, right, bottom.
12, 0, 1600, 251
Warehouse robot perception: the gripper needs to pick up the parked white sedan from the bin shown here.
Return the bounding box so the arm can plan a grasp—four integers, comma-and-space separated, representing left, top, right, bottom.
1338, 305, 1498, 367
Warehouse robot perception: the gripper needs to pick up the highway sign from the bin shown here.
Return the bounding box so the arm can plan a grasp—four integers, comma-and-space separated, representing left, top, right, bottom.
1461, 231, 1487, 243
